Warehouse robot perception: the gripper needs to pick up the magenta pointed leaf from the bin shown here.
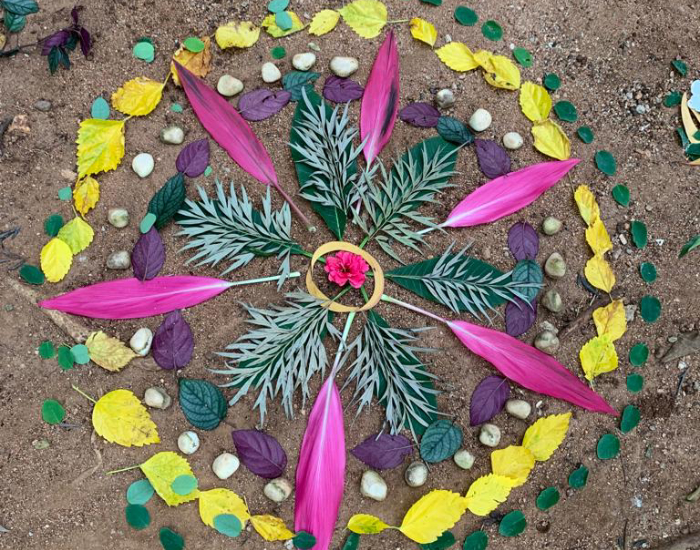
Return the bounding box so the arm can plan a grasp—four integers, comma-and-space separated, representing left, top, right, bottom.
232, 429, 287, 479
132, 228, 166, 281
469, 375, 510, 426
152, 310, 194, 370
176, 139, 210, 177
350, 433, 412, 470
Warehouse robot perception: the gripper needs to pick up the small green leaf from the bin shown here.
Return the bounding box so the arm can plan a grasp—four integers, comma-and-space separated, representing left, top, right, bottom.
293, 530, 317, 549
639, 262, 657, 283
342, 533, 360, 550
271, 46, 286, 59
568, 465, 589, 488
629, 343, 649, 367
512, 48, 532, 68
437, 116, 474, 145
611, 184, 630, 206
498, 511, 526, 537
133, 40, 155, 63
679, 234, 700, 258
463, 530, 488, 550
512, 259, 543, 302
282, 71, 321, 101
630, 221, 648, 248
125, 504, 151, 530
19, 264, 45, 285
70, 343, 90, 365
536, 487, 560, 510
203, 165, 213, 177
275, 11, 293, 31
664, 91, 682, 107
620, 405, 640, 434
597, 433, 620, 460
171, 474, 198, 495
481, 20, 502, 41
421, 531, 456, 550
671, 59, 687, 76
126, 479, 155, 505
90, 97, 110, 120
41, 399, 66, 424
420, 419, 463, 463
454, 6, 478, 26
44, 214, 64, 237
639, 295, 661, 323
147, 173, 185, 229
170, 103, 183, 113
420, 0, 442, 5
4, 11, 26, 32
213, 514, 242, 537
178, 378, 228, 430
627, 373, 644, 393
577, 126, 594, 143
159, 527, 185, 550
57, 345, 74, 370
183, 37, 205, 53
267, 0, 289, 12
595, 150, 617, 176
543, 73, 561, 91
553, 100, 578, 122
38, 340, 55, 359
57, 186, 72, 200
1, 0, 39, 16
139, 212, 157, 234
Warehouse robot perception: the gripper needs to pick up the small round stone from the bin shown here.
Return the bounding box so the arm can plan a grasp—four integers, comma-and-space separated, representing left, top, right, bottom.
404, 461, 428, 487
505, 399, 531, 420
330, 56, 359, 77
435, 88, 455, 109
143, 387, 171, 410
212, 452, 240, 480
534, 330, 560, 355
261, 62, 282, 83
106, 250, 131, 270
502, 131, 523, 150
217, 74, 244, 97
34, 99, 52, 112
160, 125, 184, 145
544, 252, 566, 279
292, 52, 317, 71
453, 449, 475, 469
469, 108, 492, 132
479, 424, 501, 447
130, 327, 153, 356
360, 470, 387, 501
177, 431, 200, 455
132, 153, 154, 178
264, 478, 293, 503
541, 289, 563, 313
542, 216, 563, 235
107, 208, 129, 228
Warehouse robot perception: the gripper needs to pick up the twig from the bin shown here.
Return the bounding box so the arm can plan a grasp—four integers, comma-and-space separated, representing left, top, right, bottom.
675, 366, 691, 401
0, 116, 12, 156
72, 431, 103, 485
558, 294, 610, 340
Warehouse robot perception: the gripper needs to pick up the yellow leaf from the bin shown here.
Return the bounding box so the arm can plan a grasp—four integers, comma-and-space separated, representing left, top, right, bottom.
531, 119, 570, 160
473, 49, 493, 69
261, 11, 305, 38
347, 514, 389, 535
681, 93, 700, 144
585, 253, 616, 293
85, 331, 138, 372
490, 446, 536, 487
141, 452, 198, 507
399, 490, 468, 544
593, 299, 626, 341
250, 515, 295, 541
339, 0, 387, 39
215, 20, 260, 49
199, 488, 250, 528
580, 334, 618, 381
585, 217, 612, 255
409, 18, 437, 47
76, 119, 126, 179
111, 77, 164, 117
464, 474, 514, 516
73, 176, 100, 216
92, 389, 159, 447
482, 54, 521, 90
40, 238, 72, 283
309, 9, 340, 36
435, 42, 478, 72
56, 217, 93, 254
519, 81, 552, 123
171, 36, 212, 86
522, 413, 571, 462
574, 185, 600, 226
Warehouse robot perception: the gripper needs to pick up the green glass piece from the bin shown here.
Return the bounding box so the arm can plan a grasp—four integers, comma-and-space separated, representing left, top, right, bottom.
639, 295, 661, 323
38, 340, 55, 359
133, 40, 155, 62
170, 103, 183, 113
629, 343, 649, 367
58, 186, 73, 200
125, 504, 151, 530
671, 59, 687, 76
139, 212, 157, 233
536, 486, 560, 510
543, 73, 561, 91
70, 343, 90, 365
568, 465, 589, 488
620, 405, 640, 434
44, 214, 64, 237
639, 262, 657, 283
275, 11, 293, 31
630, 220, 648, 248
454, 6, 478, 26
597, 433, 620, 460
595, 150, 617, 175
481, 20, 503, 41
611, 184, 630, 206
271, 46, 286, 59
19, 264, 45, 285
554, 100, 578, 122
57, 345, 74, 371
664, 91, 682, 107
91, 96, 110, 120
577, 126, 594, 143
627, 372, 644, 393
183, 37, 205, 53
513, 47, 533, 67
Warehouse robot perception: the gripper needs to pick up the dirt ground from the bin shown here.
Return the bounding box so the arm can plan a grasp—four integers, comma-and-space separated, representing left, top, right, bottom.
1, 0, 699, 549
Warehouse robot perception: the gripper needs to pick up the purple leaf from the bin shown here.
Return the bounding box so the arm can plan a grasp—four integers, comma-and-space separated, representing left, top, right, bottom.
71, 6, 81, 24
475, 139, 511, 180
132, 227, 165, 281
237, 89, 292, 122
176, 139, 210, 177
507, 221, 539, 261
41, 30, 70, 55
399, 102, 441, 128
350, 433, 413, 470
469, 375, 510, 426
323, 76, 364, 103
78, 27, 92, 57
232, 429, 287, 479
505, 298, 537, 337
152, 310, 194, 370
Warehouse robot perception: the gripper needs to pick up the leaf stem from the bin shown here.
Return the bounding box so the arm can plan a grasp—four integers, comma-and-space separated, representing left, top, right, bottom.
106, 464, 141, 475
272, 182, 316, 233
380, 294, 448, 324
71, 384, 97, 404
330, 311, 357, 378
388, 18, 410, 24
359, 235, 370, 249
416, 225, 441, 236
229, 272, 301, 287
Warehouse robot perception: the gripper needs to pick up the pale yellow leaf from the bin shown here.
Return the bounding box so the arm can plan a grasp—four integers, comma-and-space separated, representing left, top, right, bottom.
92, 389, 159, 447
261, 12, 305, 38
531, 119, 570, 160
399, 490, 468, 544
482, 54, 521, 90
580, 334, 618, 381
250, 515, 294, 541
519, 81, 552, 123
215, 20, 260, 49
465, 474, 515, 516
76, 119, 126, 179
585, 253, 616, 293
409, 17, 437, 47
73, 176, 100, 216
522, 413, 571, 461
141, 452, 198, 507
435, 42, 478, 72
40, 238, 72, 283
682, 93, 700, 144
111, 77, 164, 117
347, 514, 389, 535
574, 185, 600, 226
309, 9, 340, 36
56, 217, 93, 254
473, 49, 493, 69
85, 331, 138, 372
339, 0, 387, 39
490, 446, 536, 487
171, 36, 212, 86
199, 488, 250, 528
593, 299, 626, 341
585, 217, 612, 255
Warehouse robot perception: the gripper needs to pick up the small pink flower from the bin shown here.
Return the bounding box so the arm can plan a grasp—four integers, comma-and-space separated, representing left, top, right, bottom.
324, 251, 370, 289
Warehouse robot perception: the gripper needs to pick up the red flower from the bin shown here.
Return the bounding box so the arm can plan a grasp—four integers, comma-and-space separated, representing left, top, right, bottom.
324, 251, 370, 289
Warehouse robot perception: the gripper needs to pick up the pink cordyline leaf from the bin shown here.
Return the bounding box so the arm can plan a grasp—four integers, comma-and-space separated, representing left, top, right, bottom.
360, 30, 399, 165
442, 158, 580, 228
295, 377, 345, 550
38, 276, 232, 319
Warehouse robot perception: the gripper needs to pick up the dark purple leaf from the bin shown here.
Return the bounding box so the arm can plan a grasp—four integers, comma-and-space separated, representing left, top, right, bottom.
132, 227, 165, 281
505, 298, 537, 337
78, 27, 92, 57
399, 102, 441, 127
350, 433, 413, 469
232, 429, 287, 479
176, 139, 210, 177
469, 375, 510, 426
322, 76, 364, 103
41, 30, 70, 55
237, 89, 291, 122
507, 221, 539, 261
475, 139, 511, 179
71, 5, 81, 24
152, 310, 194, 370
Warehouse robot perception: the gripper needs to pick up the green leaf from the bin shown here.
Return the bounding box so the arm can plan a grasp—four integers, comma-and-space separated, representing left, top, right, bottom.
679, 234, 700, 258
420, 419, 463, 463
421, 531, 456, 550
171, 474, 198, 495
639, 262, 657, 283
511, 259, 543, 302
639, 295, 661, 323
421, 0, 442, 4
57, 345, 74, 370
454, 6, 478, 26
512, 48, 532, 67
282, 71, 321, 101
671, 59, 687, 76
664, 91, 682, 107
19, 264, 44, 285
536, 487, 560, 510
90, 97, 110, 120
4, 11, 25, 32
597, 433, 620, 460
481, 20, 502, 41
543, 73, 561, 91
125, 504, 151, 530
126, 479, 155, 505
170, 103, 183, 113
627, 373, 644, 393
38, 340, 55, 359
178, 378, 228, 430
577, 126, 594, 143
57, 186, 72, 200
293, 530, 317, 549
594, 150, 616, 176
611, 184, 630, 206
275, 11, 293, 30
148, 173, 186, 229
47, 46, 60, 74
70, 343, 90, 365
41, 399, 65, 424
630, 221, 648, 248
463, 530, 488, 550
268, 0, 289, 13
342, 533, 360, 550
213, 514, 242, 537
271, 46, 286, 59
1, 0, 38, 15
437, 116, 474, 145
183, 36, 205, 53
553, 100, 578, 122
44, 214, 64, 237
629, 343, 649, 367
498, 511, 526, 537
159, 527, 185, 550
620, 405, 640, 434
568, 465, 589, 488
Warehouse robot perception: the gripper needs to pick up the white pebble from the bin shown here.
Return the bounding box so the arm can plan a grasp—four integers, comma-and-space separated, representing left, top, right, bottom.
502, 131, 523, 150
453, 449, 475, 470
469, 108, 492, 132
360, 470, 387, 501
330, 56, 359, 77
143, 387, 171, 410
544, 252, 567, 278
217, 74, 244, 97
212, 452, 240, 480
261, 62, 282, 83
106, 250, 131, 270
505, 399, 531, 420
132, 152, 154, 178
130, 327, 153, 356
435, 88, 455, 109
107, 208, 129, 228
479, 423, 501, 447
160, 125, 184, 145
542, 216, 562, 235
534, 331, 560, 355
541, 289, 563, 313
404, 461, 428, 487
264, 478, 293, 503
177, 431, 200, 455
292, 52, 317, 71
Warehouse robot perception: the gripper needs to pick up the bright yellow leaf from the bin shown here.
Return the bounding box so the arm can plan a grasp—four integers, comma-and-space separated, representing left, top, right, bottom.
586, 217, 612, 255
593, 299, 626, 341
40, 238, 73, 283
339, 0, 387, 39
85, 331, 138, 372
519, 81, 552, 123
171, 36, 212, 86
76, 119, 126, 179
522, 413, 571, 462
92, 389, 159, 447
199, 488, 250, 528
490, 446, 536, 487
465, 474, 514, 516
531, 119, 570, 160
73, 176, 99, 216
56, 217, 93, 254
400, 490, 468, 544
473, 49, 493, 69
409, 18, 437, 47
482, 54, 521, 90
681, 93, 700, 144
250, 515, 294, 541
347, 514, 389, 534
309, 9, 340, 36
111, 77, 164, 117
574, 185, 600, 226
141, 452, 198, 507
215, 20, 260, 49
585, 253, 616, 293
435, 42, 478, 72
580, 334, 618, 381
261, 11, 305, 38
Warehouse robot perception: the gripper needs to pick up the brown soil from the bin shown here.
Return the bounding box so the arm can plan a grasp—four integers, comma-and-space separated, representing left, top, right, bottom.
1, 0, 699, 549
